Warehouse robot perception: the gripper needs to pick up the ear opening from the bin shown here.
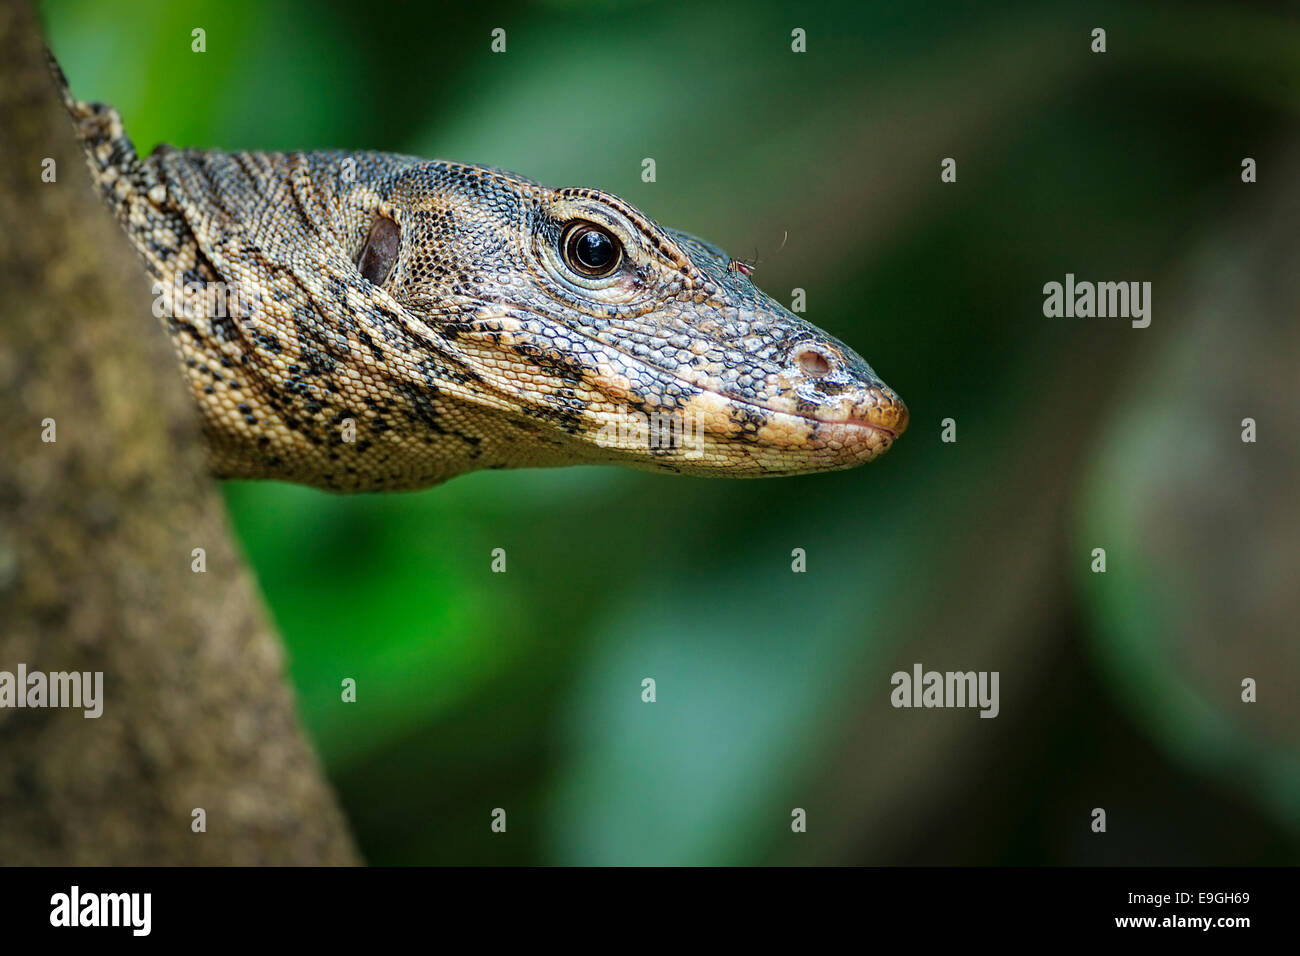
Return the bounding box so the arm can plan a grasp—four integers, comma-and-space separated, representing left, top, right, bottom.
358, 216, 400, 286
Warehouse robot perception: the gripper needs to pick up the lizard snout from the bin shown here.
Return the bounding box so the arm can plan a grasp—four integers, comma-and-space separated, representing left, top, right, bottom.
827, 386, 910, 439
780, 337, 908, 443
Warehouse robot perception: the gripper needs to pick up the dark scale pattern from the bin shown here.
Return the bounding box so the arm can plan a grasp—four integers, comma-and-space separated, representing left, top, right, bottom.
64, 89, 907, 491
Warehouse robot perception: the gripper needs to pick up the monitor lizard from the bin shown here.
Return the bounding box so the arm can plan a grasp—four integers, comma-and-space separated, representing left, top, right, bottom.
54, 59, 908, 492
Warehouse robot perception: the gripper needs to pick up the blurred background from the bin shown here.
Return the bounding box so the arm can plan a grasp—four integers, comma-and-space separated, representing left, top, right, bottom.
43, 0, 1299, 864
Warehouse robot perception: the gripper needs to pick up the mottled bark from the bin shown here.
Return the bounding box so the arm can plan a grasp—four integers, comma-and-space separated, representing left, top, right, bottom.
0, 0, 358, 864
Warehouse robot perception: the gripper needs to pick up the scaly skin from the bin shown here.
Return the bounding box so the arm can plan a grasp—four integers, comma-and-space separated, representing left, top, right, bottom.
60, 70, 907, 491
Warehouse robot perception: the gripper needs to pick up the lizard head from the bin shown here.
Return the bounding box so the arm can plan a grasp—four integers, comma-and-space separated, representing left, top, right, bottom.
356, 162, 907, 481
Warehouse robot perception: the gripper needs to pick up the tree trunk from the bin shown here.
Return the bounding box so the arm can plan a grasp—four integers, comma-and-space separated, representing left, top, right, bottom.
0, 0, 359, 865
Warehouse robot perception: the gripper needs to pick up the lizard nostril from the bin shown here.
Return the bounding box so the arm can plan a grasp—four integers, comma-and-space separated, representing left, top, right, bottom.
792, 346, 832, 378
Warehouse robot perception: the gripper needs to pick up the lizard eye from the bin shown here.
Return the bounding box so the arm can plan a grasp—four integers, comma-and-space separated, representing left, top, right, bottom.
561, 222, 622, 279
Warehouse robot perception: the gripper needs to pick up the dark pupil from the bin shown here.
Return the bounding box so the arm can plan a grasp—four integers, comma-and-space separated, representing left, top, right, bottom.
575, 229, 614, 271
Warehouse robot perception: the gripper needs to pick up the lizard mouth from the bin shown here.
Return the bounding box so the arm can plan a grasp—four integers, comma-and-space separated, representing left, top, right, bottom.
811, 399, 909, 439
706, 381, 909, 443
825, 417, 895, 439
666, 381, 908, 471
725, 391, 905, 439
447, 308, 907, 467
